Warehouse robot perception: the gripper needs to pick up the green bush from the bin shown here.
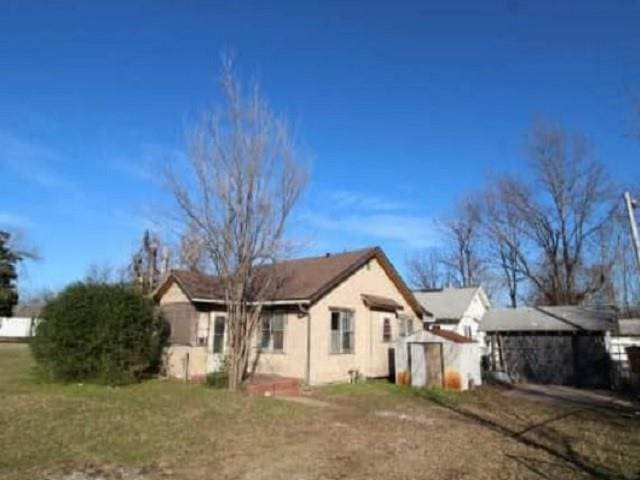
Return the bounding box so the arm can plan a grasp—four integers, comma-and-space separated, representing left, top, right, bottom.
205, 356, 229, 389
31, 282, 167, 385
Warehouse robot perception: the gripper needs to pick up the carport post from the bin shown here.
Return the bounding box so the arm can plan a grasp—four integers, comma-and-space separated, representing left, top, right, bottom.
624, 192, 640, 274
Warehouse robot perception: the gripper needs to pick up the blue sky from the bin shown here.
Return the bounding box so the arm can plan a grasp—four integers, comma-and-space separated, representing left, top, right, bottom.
1, 1, 639, 296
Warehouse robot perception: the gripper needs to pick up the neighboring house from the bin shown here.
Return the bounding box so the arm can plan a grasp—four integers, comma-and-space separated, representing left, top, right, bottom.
154, 247, 425, 385
395, 328, 482, 391
0, 303, 43, 341
480, 306, 617, 388
413, 286, 490, 341
610, 318, 640, 387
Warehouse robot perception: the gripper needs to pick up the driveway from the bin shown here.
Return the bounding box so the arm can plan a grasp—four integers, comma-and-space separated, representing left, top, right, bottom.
502, 383, 640, 412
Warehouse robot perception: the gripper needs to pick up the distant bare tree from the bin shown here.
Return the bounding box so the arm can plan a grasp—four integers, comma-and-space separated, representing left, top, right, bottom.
166, 57, 307, 390
406, 248, 443, 290
438, 197, 484, 287
480, 178, 527, 307
85, 263, 117, 284
130, 230, 169, 294
498, 122, 616, 305
178, 221, 207, 272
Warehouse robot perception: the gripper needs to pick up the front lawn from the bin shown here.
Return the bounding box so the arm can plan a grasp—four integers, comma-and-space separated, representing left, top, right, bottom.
1, 343, 639, 479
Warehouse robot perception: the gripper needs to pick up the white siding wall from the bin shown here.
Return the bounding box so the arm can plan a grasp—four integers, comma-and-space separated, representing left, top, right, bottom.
0, 317, 34, 338
434, 292, 488, 343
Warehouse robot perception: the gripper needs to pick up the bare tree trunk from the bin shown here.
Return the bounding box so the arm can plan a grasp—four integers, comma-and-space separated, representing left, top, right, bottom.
165, 56, 306, 390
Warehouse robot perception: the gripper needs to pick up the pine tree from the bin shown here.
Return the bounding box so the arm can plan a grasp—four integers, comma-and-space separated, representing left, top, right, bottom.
0, 231, 22, 316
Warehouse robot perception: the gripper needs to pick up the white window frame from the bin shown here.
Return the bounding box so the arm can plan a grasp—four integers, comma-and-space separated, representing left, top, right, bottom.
464, 325, 473, 339
260, 312, 285, 352
196, 312, 210, 346
399, 316, 414, 337
330, 309, 354, 354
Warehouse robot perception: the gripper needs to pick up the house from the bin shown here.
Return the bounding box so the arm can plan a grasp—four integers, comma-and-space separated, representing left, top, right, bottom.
395, 328, 482, 391
154, 247, 426, 385
413, 286, 490, 341
610, 318, 640, 387
480, 306, 617, 387
0, 303, 43, 342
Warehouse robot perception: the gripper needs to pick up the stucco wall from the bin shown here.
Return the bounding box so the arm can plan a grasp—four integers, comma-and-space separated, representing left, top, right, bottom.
164, 345, 208, 381
307, 257, 417, 385
159, 281, 190, 304
251, 312, 308, 379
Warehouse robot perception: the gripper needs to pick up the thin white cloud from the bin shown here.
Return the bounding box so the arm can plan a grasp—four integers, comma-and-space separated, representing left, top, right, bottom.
303, 211, 437, 249
0, 212, 34, 228
328, 190, 406, 212
109, 143, 186, 187
0, 131, 79, 192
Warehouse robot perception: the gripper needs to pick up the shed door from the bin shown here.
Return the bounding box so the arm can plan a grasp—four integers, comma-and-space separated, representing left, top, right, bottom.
424, 343, 444, 388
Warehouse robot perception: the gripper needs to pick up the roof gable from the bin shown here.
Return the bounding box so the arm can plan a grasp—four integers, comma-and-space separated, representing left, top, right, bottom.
413, 286, 486, 321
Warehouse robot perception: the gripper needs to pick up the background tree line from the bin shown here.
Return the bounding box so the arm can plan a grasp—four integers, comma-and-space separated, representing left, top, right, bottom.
407, 121, 640, 310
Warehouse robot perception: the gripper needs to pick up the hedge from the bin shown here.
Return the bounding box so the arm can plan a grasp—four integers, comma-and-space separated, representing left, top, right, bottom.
31, 282, 167, 385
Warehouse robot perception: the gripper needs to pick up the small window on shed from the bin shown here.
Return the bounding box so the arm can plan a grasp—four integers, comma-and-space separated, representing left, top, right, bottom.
382, 318, 392, 342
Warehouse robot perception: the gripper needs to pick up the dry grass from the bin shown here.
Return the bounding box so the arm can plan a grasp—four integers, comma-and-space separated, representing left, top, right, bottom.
1, 343, 639, 480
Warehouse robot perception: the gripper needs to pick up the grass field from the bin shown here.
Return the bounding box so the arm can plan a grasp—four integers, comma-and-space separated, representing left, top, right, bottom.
1, 343, 639, 480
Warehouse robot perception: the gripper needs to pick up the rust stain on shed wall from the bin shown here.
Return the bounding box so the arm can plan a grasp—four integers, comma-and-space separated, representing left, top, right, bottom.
397, 370, 411, 385
444, 370, 461, 390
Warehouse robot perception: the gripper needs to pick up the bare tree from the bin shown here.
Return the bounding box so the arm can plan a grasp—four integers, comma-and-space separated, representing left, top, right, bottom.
178, 221, 207, 272
130, 230, 169, 294
480, 178, 527, 307
85, 263, 117, 284
495, 122, 616, 305
166, 57, 306, 390
406, 247, 444, 290
438, 197, 484, 287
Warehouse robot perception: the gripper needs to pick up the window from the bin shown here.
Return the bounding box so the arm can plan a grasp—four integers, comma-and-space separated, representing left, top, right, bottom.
330, 310, 354, 354
212, 316, 225, 354
399, 317, 414, 337
261, 313, 285, 352
464, 325, 472, 339
382, 318, 392, 342
196, 313, 209, 346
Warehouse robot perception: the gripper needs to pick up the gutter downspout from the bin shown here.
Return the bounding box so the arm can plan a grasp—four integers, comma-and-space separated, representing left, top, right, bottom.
299, 303, 311, 385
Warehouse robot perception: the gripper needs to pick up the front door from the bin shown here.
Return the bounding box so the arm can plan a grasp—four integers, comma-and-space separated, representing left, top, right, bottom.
424, 343, 443, 388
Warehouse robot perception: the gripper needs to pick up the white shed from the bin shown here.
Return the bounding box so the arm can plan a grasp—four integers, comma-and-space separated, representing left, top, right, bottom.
395, 328, 482, 391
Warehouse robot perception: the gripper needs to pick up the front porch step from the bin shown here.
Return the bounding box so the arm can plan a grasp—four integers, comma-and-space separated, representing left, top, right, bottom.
244, 375, 302, 397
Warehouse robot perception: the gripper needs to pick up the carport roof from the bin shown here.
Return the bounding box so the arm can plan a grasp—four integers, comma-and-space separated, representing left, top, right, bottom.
618, 318, 640, 336
480, 306, 617, 333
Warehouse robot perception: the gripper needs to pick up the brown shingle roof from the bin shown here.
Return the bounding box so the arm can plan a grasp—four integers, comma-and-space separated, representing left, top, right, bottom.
156, 247, 424, 317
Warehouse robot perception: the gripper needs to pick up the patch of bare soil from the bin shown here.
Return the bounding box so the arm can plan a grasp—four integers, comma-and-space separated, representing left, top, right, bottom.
162, 401, 584, 480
